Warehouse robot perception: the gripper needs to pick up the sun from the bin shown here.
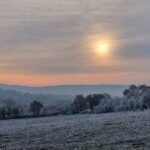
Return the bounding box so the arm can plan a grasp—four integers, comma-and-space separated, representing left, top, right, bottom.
94, 40, 111, 58
95, 42, 110, 55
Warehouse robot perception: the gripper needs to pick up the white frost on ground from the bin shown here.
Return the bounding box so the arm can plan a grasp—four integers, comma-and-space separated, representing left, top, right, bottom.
0, 110, 150, 150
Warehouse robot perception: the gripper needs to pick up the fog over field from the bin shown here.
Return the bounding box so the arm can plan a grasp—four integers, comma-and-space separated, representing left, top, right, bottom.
0, 84, 128, 96
0, 84, 150, 150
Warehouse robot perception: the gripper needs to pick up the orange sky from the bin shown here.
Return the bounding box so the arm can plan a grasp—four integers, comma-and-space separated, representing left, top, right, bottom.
0, 72, 149, 86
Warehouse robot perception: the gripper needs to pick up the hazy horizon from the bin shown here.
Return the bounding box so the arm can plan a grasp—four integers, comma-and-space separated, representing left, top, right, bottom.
0, 0, 150, 86
0, 82, 130, 87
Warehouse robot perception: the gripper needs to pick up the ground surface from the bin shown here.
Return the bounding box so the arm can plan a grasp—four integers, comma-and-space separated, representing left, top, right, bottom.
0, 111, 150, 150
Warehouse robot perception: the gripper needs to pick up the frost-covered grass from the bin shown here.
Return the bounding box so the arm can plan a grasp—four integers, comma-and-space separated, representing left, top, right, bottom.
0, 111, 150, 150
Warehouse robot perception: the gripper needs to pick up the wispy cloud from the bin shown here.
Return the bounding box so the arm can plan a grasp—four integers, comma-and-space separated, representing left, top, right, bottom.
0, 0, 150, 85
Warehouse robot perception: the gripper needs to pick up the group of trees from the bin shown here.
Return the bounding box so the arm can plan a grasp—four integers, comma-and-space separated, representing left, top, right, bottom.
0, 99, 42, 119
72, 85, 150, 114
0, 98, 20, 119
0, 99, 71, 119
0, 85, 150, 120
71, 94, 110, 113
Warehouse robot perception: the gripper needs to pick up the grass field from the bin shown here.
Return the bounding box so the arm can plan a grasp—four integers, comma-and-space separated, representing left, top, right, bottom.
0, 111, 150, 150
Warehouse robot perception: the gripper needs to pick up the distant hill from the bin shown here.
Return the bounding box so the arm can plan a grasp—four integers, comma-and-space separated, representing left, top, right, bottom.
0, 88, 73, 105
0, 84, 129, 96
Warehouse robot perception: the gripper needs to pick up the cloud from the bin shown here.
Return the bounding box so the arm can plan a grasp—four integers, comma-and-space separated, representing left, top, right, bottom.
0, 0, 150, 84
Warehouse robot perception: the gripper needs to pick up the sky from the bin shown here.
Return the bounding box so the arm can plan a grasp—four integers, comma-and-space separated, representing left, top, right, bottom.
0, 0, 150, 86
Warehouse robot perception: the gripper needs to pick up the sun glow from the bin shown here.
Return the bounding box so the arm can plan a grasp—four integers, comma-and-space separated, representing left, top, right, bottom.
84, 34, 117, 65
95, 41, 110, 56
92, 37, 114, 60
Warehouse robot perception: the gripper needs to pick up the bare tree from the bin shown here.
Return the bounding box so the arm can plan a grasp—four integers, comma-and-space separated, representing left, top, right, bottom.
30, 100, 43, 116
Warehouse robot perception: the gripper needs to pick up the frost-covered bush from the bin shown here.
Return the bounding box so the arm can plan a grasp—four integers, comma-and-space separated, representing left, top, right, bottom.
94, 97, 113, 113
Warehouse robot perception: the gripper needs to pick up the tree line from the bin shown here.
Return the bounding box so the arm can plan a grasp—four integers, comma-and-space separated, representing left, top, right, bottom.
0, 100, 42, 119
72, 85, 150, 114
0, 85, 150, 120
0, 99, 70, 119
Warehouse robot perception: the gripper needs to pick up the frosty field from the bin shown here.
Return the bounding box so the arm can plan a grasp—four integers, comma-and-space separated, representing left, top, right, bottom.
0, 111, 150, 150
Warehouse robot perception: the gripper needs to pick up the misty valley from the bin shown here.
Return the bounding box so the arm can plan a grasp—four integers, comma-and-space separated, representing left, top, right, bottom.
0, 85, 150, 150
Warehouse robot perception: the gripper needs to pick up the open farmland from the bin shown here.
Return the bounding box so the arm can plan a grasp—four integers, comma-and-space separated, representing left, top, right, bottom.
0, 111, 150, 150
